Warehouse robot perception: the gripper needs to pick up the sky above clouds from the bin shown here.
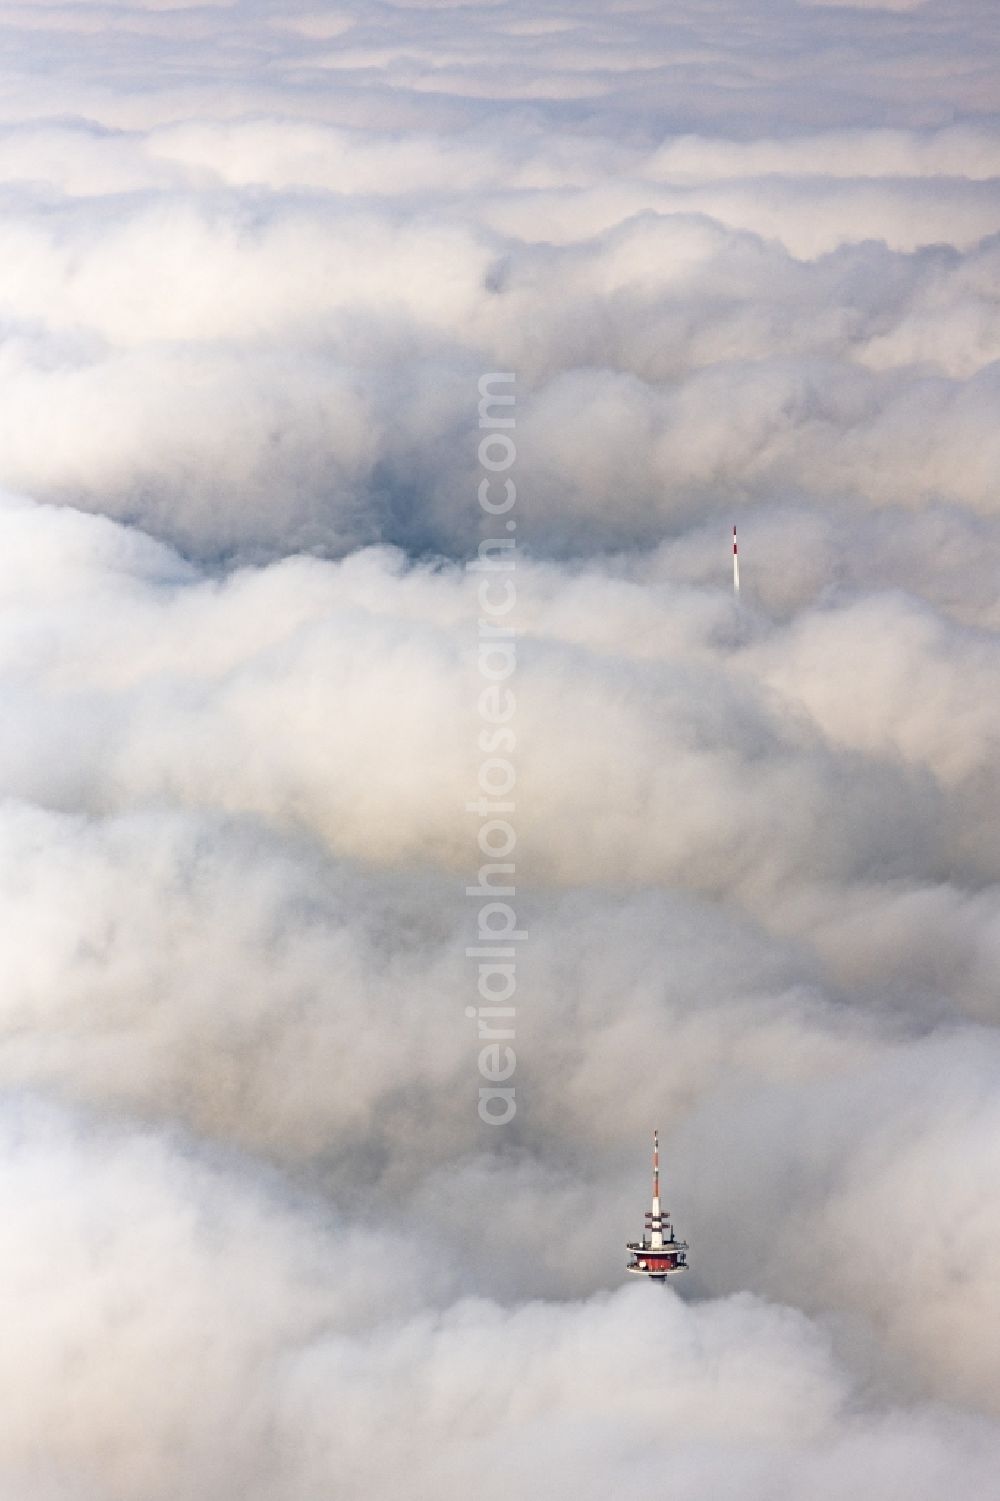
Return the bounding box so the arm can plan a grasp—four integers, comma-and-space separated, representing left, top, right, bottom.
0, 1, 999, 1497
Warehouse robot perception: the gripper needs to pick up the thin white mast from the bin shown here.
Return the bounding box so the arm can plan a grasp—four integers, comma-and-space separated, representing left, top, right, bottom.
650, 1129, 663, 1249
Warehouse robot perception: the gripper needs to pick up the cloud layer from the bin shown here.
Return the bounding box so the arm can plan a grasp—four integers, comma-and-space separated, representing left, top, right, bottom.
0, 1, 996, 556
0, 0, 999, 1496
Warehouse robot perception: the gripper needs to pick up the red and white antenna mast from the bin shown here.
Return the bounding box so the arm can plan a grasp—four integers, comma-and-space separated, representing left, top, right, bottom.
626, 1130, 689, 1281
650, 1128, 663, 1248
733, 525, 740, 596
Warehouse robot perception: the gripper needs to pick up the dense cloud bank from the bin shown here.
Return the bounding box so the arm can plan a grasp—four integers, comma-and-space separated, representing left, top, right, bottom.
0, 0, 999, 1496
7, 1099, 1000, 1501
0, 0, 996, 555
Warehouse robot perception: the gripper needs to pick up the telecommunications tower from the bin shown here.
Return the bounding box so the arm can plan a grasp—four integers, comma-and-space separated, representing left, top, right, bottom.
625, 1130, 689, 1280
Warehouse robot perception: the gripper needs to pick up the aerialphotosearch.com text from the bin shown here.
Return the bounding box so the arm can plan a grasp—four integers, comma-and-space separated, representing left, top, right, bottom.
467, 372, 520, 1125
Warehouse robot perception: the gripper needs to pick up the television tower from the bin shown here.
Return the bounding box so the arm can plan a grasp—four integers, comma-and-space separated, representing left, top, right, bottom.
733, 525, 740, 595
626, 1130, 689, 1280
